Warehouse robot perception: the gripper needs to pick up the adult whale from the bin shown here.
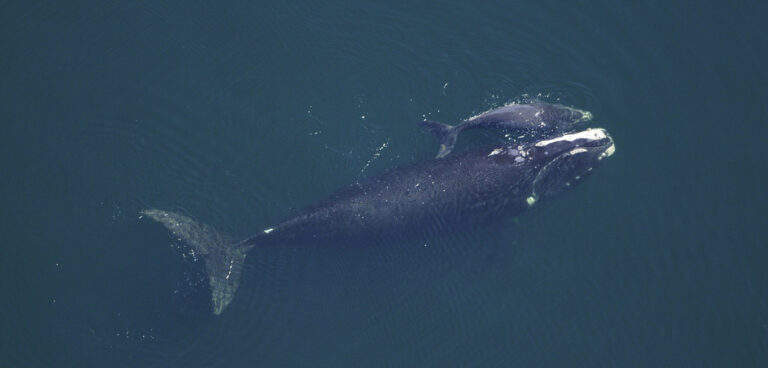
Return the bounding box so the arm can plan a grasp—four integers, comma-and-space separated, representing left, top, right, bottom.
143, 128, 615, 315
420, 103, 593, 158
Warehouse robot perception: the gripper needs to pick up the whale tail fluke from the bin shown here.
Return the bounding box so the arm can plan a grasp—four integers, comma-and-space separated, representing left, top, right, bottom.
418, 120, 461, 158
141, 209, 252, 315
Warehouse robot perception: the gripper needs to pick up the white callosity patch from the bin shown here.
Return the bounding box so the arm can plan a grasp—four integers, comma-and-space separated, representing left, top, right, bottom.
526, 196, 536, 206
489, 146, 529, 162
569, 148, 588, 155
535, 128, 608, 147
599, 143, 616, 160
517, 145, 526, 157
488, 148, 503, 156
263, 227, 274, 234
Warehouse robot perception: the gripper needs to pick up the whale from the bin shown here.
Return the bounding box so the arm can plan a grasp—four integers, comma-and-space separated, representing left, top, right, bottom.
419, 103, 592, 158
143, 128, 615, 315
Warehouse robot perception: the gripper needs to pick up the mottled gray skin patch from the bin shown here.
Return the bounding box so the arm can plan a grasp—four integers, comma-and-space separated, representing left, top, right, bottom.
141, 209, 247, 315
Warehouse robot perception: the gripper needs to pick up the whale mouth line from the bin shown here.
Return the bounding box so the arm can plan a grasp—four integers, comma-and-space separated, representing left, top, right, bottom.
530, 143, 588, 198
528, 127, 615, 201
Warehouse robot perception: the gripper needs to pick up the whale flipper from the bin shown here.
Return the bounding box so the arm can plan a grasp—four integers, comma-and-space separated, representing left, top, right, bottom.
141, 209, 251, 315
418, 120, 462, 158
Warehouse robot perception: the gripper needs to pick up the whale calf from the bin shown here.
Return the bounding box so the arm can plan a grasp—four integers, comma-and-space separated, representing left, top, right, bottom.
143, 128, 615, 315
420, 103, 592, 158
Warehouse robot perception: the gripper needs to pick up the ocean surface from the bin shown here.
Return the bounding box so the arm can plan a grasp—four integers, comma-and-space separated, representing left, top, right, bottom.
1, 1, 766, 366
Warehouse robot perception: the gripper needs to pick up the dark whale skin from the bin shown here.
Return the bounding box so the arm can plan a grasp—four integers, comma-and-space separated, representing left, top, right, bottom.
142, 128, 614, 314
243, 147, 535, 247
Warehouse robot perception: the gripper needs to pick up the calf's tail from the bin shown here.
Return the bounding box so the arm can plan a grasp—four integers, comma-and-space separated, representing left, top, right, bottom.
418, 120, 462, 158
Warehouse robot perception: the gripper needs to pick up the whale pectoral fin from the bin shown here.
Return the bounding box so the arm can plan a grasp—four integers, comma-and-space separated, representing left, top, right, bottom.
142, 209, 249, 315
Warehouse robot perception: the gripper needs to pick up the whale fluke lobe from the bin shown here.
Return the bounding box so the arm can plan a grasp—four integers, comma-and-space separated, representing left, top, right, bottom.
418, 120, 461, 158
141, 209, 250, 315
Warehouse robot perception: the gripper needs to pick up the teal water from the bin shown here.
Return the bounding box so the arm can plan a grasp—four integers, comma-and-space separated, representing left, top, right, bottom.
1, 1, 766, 366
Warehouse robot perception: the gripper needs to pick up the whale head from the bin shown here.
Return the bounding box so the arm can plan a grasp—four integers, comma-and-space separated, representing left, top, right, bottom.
535, 103, 593, 131
525, 128, 615, 202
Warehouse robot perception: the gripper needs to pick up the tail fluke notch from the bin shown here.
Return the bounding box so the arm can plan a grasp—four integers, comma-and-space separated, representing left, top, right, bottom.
142, 209, 249, 315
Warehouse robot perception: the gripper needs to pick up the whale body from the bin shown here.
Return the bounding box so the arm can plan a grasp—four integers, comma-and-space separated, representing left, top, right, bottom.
143, 128, 615, 314
420, 103, 592, 158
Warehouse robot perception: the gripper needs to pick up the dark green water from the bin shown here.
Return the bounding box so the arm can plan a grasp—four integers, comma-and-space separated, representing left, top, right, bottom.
2, 1, 766, 366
